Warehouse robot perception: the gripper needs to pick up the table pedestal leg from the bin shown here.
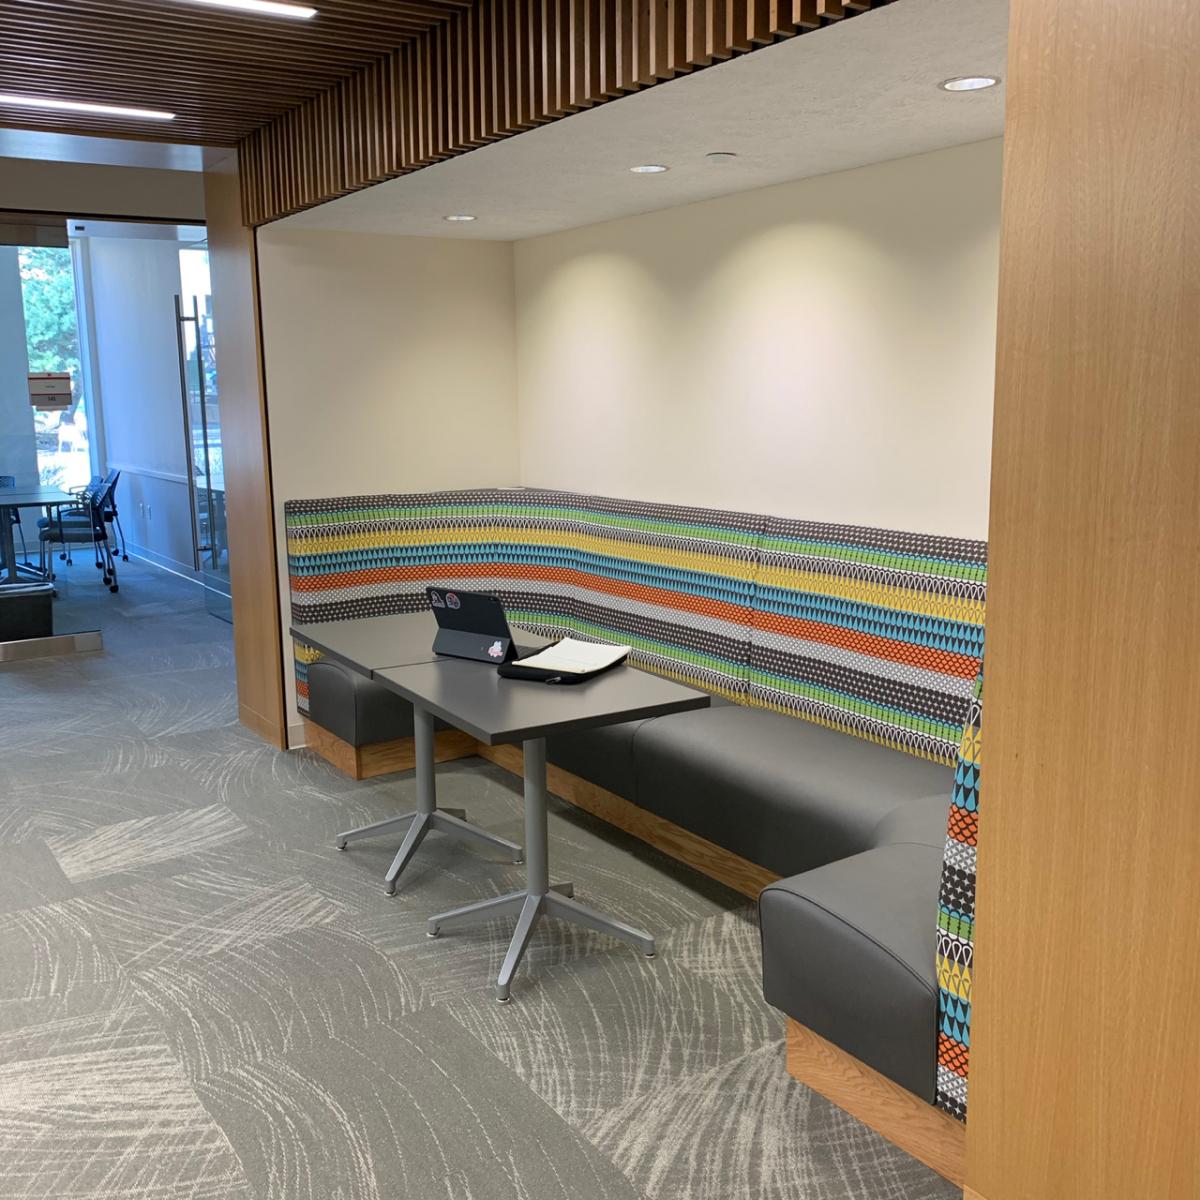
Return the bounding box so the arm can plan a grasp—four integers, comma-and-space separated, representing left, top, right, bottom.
334, 705, 524, 894
426, 737, 656, 1002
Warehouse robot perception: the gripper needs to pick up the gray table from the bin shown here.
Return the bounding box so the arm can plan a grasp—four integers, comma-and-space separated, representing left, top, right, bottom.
372, 656, 711, 1002
0, 487, 75, 584
291, 612, 443, 677
291, 612, 549, 678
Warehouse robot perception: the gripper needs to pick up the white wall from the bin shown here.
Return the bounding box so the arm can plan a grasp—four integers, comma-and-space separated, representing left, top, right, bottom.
85, 237, 195, 570
0, 157, 204, 222
257, 228, 519, 734
515, 139, 1001, 539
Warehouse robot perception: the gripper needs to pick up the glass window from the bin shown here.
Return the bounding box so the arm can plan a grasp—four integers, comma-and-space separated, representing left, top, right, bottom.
18, 246, 92, 490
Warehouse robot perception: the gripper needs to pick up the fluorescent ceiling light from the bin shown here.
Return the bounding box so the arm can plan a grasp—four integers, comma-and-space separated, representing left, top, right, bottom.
444, 214, 476, 222
0, 93, 176, 121
178, 0, 317, 17
939, 76, 999, 92
705, 151, 738, 163
630, 164, 669, 174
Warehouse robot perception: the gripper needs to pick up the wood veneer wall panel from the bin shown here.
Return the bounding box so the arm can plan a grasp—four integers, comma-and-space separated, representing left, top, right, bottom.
966, 0, 1200, 1196
239, 0, 886, 223
201, 160, 286, 749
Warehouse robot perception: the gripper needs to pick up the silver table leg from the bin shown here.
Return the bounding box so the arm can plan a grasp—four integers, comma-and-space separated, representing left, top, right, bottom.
334, 705, 524, 895
426, 737, 655, 1002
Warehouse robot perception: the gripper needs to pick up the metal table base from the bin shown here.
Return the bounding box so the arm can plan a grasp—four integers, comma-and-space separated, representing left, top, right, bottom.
334, 707, 524, 895
427, 737, 656, 1002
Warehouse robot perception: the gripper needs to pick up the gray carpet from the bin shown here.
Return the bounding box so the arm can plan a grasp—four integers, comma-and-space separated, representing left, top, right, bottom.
0, 558, 961, 1200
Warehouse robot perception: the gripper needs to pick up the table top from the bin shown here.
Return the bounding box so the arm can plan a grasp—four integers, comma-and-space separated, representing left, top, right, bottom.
291, 612, 442, 676
0, 487, 76, 509
291, 611, 552, 678
375, 657, 711, 745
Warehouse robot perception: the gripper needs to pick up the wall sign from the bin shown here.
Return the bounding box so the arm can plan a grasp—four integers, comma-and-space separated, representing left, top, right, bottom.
28, 373, 72, 411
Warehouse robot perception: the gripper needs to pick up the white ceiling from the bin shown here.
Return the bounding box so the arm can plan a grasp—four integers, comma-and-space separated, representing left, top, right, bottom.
280, 0, 1008, 242
0, 129, 206, 171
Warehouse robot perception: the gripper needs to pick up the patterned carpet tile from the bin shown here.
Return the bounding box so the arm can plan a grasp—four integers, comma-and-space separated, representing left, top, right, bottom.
0, 991, 254, 1200
195, 1006, 644, 1200
585, 1040, 959, 1200
443, 934, 780, 1127
0, 902, 123, 1004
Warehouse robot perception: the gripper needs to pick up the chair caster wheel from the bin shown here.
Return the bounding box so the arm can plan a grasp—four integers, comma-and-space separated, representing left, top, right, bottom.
109, 585, 119, 593
95, 562, 103, 570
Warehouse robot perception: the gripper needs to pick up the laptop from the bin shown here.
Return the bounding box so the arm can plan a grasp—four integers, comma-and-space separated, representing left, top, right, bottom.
425, 587, 555, 664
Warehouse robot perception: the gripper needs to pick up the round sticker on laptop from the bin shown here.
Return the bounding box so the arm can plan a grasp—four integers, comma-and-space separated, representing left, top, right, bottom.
445, 592, 461, 610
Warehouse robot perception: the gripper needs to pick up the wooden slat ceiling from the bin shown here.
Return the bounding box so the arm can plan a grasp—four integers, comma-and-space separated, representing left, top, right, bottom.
0, 0, 470, 146
240, 0, 893, 225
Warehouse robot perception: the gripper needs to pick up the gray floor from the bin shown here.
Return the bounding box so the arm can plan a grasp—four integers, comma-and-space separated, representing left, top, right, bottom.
0, 558, 961, 1200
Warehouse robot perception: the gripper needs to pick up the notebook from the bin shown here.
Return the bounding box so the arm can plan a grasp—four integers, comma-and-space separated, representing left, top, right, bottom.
497, 637, 631, 683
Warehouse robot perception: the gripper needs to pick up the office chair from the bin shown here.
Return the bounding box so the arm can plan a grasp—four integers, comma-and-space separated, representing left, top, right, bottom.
100, 469, 129, 561
38, 481, 119, 593
0, 476, 29, 564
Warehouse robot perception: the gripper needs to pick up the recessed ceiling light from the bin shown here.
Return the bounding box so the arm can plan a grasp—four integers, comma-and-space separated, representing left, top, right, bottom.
177, 0, 317, 17
0, 93, 176, 121
939, 76, 1000, 92
630, 164, 669, 174
705, 151, 738, 163
444, 214, 476, 222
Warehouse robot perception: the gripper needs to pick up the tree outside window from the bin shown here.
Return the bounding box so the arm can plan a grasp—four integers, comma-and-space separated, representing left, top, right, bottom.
18, 247, 91, 489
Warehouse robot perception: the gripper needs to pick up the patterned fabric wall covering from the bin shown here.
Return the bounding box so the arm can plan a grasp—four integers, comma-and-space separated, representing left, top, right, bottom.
935, 670, 983, 1123
286, 489, 766, 707
285, 489, 986, 766
749, 517, 987, 764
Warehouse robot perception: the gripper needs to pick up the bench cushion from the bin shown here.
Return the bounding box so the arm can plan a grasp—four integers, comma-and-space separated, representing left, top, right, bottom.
307, 660, 424, 746
631, 705, 952, 876
760, 840, 945, 1101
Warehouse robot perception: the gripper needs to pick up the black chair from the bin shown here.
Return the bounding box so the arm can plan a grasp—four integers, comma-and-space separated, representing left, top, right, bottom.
38, 481, 119, 593
0, 476, 29, 564
99, 469, 129, 562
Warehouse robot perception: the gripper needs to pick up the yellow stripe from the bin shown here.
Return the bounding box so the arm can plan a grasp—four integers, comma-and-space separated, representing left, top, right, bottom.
936, 958, 972, 1002
288, 525, 984, 622
288, 525, 762, 584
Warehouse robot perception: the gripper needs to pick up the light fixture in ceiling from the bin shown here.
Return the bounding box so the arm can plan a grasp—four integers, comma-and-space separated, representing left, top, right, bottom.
178, 0, 317, 18
444, 214, 477, 222
705, 151, 738, 163
938, 75, 999, 92
629, 164, 669, 174
0, 93, 176, 121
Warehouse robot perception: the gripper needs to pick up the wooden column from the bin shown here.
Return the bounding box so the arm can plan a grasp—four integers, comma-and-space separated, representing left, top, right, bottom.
966, 1, 1199, 1198
202, 153, 287, 749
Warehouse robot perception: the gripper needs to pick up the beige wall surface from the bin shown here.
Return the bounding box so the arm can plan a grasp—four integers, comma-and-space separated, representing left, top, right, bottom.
515, 138, 1001, 539
257, 227, 519, 735
0, 157, 205, 221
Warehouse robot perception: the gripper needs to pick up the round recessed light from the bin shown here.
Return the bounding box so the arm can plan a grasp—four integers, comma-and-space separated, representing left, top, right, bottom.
443, 214, 477, 222
629, 164, 669, 174
705, 151, 738, 163
939, 75, 1000, 92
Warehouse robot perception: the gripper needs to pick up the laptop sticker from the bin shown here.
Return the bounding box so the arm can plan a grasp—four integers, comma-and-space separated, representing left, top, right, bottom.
445, 593, 461, 610
430, 591, 446, 607
487, 640, 505, 659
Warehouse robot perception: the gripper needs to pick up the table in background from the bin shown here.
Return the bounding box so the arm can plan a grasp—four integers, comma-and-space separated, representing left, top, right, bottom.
0, 487, 75, 585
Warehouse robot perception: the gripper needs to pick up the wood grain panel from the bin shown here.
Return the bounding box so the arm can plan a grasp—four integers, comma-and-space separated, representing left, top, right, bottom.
239, 0, 889, 223
786, 1020, 966, 1185
201, 157, 287, 749
301, 720, 477, 779
0, 0, 468, 146
966, 0, 1200, 1196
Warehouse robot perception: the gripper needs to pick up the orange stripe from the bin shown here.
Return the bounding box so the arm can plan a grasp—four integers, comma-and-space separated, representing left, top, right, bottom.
294, 563, 756, 626
753, 610, 979, 678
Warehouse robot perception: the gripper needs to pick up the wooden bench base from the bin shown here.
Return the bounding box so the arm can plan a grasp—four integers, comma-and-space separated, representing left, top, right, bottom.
300, 720, 476, 781
786, 1019, 966, 1185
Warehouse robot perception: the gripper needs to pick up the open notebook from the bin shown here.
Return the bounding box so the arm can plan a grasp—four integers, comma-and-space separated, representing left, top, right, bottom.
498, 637, 631, 683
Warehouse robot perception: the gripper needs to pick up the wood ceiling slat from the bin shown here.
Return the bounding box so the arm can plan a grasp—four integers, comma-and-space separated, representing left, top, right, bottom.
0, 0, 461, 145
